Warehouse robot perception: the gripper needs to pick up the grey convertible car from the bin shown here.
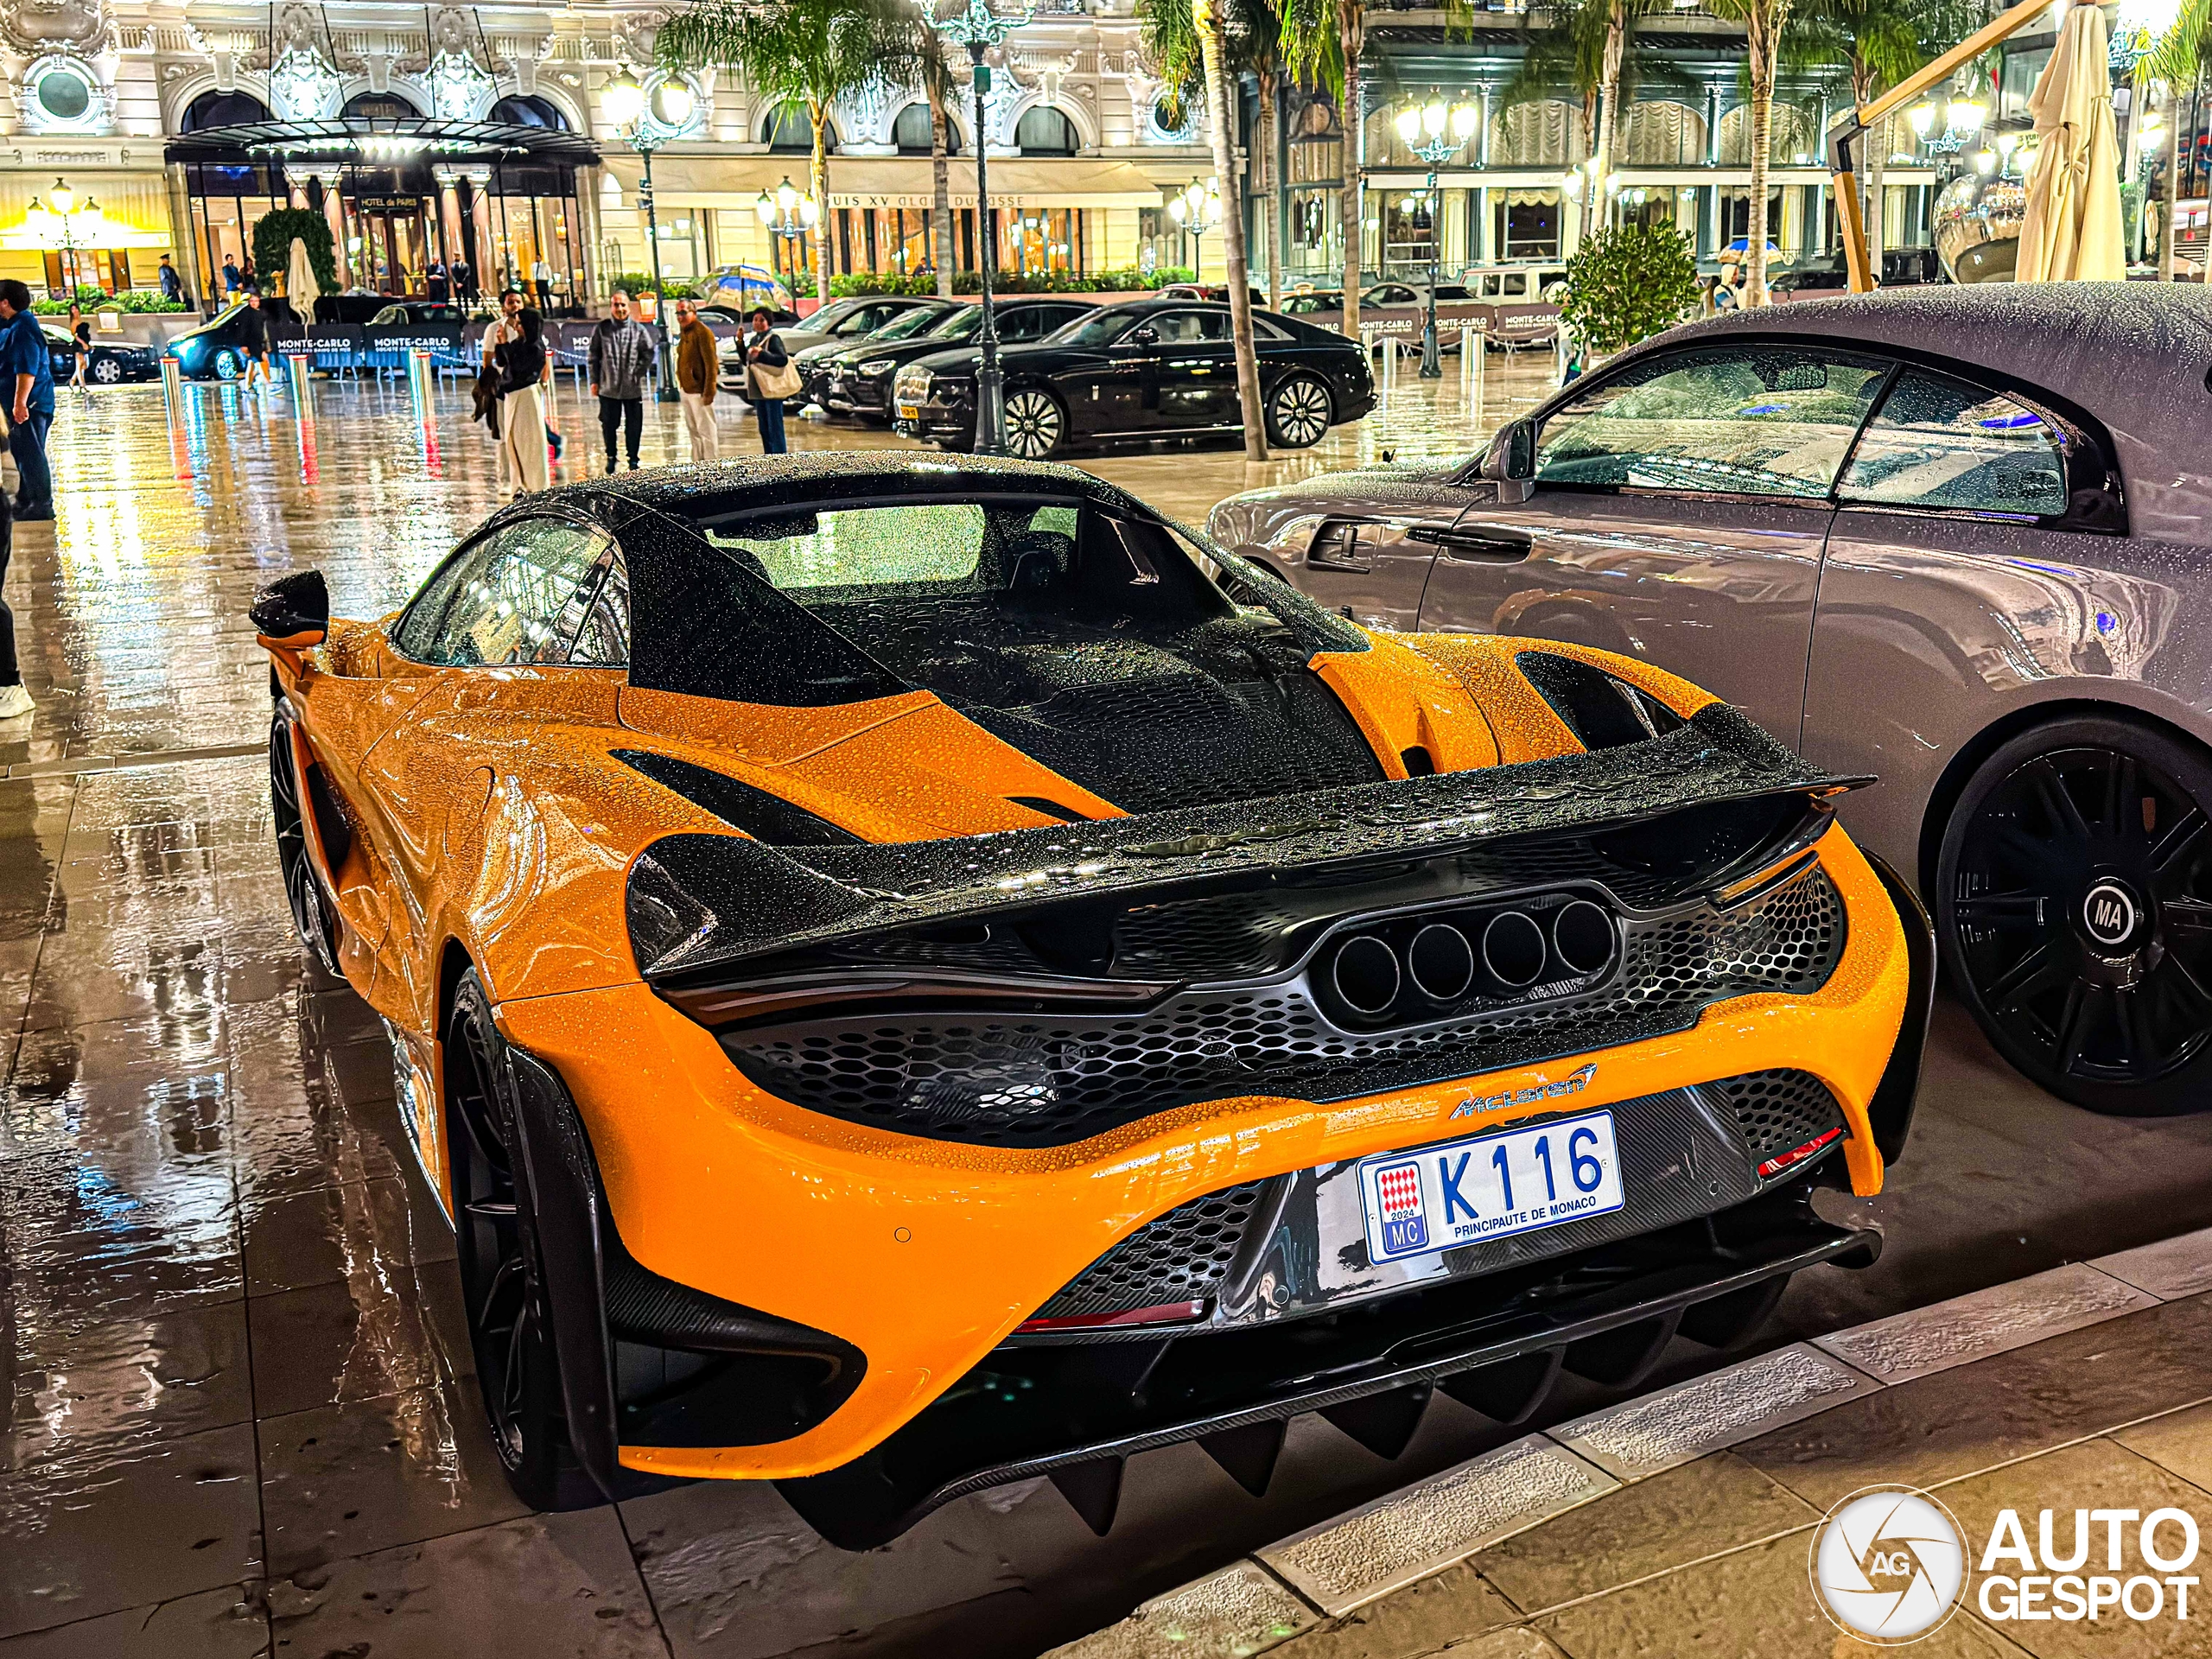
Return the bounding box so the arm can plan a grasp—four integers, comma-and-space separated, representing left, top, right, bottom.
1208, 283, 2212, 1117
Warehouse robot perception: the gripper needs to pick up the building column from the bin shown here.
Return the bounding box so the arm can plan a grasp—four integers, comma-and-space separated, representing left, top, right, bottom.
1473, 187, 1489, 263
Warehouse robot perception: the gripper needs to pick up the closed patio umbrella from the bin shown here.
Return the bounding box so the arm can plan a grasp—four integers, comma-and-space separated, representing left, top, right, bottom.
286, 235, 322, 320
2016, 1, 2126, 282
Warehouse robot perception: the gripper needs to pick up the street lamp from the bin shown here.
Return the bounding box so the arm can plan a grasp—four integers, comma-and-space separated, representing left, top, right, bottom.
923, 0, 1039, 457
1165, 175, 1221, 270
1394, 96, 1477, 376
755, 176, 820, 245
602, 67, 693, 401
31, 179, 92, 299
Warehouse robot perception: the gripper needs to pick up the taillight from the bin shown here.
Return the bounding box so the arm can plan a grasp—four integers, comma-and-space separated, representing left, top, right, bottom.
1015, 1300, 1205, 1334
1757, 1126, 1845, 1179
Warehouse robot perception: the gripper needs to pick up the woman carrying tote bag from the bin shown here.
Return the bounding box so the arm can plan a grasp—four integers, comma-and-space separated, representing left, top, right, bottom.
495, 309, 551, 497
744, 308, 799, 454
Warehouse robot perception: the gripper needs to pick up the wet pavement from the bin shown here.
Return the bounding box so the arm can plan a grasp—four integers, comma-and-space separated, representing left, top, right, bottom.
3, 370, 2211, 1657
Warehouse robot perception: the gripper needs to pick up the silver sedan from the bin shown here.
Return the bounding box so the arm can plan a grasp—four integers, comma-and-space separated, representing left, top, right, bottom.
1208, 283, 2212, 1118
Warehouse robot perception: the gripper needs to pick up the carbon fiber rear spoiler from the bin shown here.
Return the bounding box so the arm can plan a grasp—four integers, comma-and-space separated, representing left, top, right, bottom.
626, 704, 1866, 982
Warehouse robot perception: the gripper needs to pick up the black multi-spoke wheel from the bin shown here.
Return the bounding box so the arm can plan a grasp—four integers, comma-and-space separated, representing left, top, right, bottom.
212, 348, 244, 381
1938, 717, 2212, 1115
447, 969, 601, 1510
1002, 389, 1065, 460
268, 711, 344, 985
1266, 373, 1333, 448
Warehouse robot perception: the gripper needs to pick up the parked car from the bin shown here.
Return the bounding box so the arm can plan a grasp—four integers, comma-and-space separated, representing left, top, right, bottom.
893, 298, 1375, 457
366, 301, 467, 327
719, 295, 947, 391
804, 298, 1094, 422
1208, 282, 2212, 1116
791, 297, 960, 409
166, 302, 264, 380
39, 323, 160, 385
250, 453, 1924, 1547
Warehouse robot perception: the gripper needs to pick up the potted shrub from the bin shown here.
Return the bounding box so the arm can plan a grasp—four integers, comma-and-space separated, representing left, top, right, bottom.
1557, 225, 1700, 364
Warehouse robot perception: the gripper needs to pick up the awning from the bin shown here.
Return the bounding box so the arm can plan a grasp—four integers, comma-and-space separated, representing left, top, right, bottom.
165, 117, 599, 167
611, 154, 1163, 210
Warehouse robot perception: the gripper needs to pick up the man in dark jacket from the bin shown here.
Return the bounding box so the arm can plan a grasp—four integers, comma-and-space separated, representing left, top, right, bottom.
238, 291, 271, 391
0, 281, 56, 521
587, 290, 657, 473
672, 297, 719, 462
158, 256, 182, 303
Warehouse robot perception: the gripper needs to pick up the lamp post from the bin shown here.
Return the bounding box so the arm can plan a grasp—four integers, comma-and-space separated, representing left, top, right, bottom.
923, 0, 1038, 457
30, 179, 93, 299
601, 68, 693, 402
1165, 175, 1220, 275
1394, 97, 1478, 377
754, 176, 821, 285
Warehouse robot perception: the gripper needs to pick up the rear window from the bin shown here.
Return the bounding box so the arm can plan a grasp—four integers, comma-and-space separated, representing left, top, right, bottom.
705, 502, 988, 590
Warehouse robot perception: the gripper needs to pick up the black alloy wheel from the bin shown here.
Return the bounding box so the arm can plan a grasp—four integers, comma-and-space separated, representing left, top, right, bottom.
268, 711, 344, 985
1938, 716, 2212, 1115
1001, 389, 1065, 460
213, 347, 244, 381
447, 969, 602, 1510
1266, 373, 1333, 448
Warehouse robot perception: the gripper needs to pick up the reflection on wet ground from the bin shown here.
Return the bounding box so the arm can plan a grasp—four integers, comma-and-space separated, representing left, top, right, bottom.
4, 369, 2212, 1657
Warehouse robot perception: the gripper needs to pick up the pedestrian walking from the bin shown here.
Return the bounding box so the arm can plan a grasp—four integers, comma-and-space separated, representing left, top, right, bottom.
496, 308, 550, 499
673, 297, 720, 462
0, 492, 27, 721
67, 307, 89, 391
587, 290, 655, 474
744, 308, 795, 455
238, 291, 272, 391
483, 289, 524, 492
0, 281, 55, 523
158, 255, 182, 305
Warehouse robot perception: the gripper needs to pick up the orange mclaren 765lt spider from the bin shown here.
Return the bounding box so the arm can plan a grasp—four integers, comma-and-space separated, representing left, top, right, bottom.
251, 454, 1932, 1547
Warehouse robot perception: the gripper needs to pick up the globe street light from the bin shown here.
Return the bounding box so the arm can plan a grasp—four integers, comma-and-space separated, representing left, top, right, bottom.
923, 0, 1039, 456
603, 67, 694, 401
1394, 96, 1477, 376
1165, 175, 1221, 271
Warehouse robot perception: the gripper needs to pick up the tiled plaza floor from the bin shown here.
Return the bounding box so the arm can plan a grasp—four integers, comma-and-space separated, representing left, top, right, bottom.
3, 370, 2211, 1657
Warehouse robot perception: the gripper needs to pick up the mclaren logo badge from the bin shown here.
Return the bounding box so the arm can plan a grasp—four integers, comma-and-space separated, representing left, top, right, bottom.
1451, 1062, 1599, 1120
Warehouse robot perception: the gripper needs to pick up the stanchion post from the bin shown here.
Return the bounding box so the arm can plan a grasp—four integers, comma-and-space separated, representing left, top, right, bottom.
287, 350, 311, 414
160, 357, 184, 428
409, 349, 433, 420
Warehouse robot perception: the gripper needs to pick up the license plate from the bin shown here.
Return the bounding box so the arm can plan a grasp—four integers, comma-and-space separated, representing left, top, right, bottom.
1357, 1110, 1624, 1264
897, 404, 920, 421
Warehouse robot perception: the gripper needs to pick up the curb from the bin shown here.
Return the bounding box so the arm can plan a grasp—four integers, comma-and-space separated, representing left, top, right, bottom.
1046, 1225, 2212, 1657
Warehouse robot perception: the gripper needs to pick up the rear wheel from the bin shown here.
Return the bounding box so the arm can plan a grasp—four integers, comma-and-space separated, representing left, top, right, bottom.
213, 348, 243, 381
268, 711, 344, 985
1937, 716, 2212, 1115
91, 356, 123, 385
1266, 373, 1333, 448
447, 969, 603, 1510
1002, 389, 1065, 460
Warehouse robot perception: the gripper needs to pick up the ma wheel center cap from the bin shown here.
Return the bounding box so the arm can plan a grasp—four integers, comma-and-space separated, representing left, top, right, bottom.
2082, 878, 2145, 950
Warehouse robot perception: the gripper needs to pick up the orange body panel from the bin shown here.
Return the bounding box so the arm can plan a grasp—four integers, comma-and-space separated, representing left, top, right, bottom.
268, 608, 1911, 1483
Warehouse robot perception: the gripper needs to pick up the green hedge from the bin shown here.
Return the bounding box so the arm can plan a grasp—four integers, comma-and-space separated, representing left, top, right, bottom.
829, 264, 1196, 298
607, 272, 701, 299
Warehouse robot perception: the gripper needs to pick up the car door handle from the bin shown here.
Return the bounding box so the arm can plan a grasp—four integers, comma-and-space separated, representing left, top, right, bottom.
1411, 524, 1534, 562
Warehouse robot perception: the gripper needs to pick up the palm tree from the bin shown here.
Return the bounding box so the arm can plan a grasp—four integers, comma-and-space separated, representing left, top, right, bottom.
1796, 0, 1962, 279
905, 17, 960, 298
1141, 0, 1272, 459
658, 0, 906, 304
1707, 0, 1793, 303
2137, 0, 2210, 280
1281, 0, 1367, 340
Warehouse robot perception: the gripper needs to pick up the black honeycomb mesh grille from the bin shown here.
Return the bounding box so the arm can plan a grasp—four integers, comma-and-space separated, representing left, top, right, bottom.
1036, 1179, 1279, 1320
1703, 1069, 1847, 1166
723, 866, 1845, 1147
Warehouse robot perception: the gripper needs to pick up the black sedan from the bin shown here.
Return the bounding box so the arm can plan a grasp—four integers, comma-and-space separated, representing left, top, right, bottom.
167, 302, 267, 380
808, 298, 1094, 423
793, 297, 958, 410
892, 298, 1375, 458
41, 323, 161, 385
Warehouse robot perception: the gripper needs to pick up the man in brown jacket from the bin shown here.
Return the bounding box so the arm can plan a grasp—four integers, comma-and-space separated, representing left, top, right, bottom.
672, 298, 720, 462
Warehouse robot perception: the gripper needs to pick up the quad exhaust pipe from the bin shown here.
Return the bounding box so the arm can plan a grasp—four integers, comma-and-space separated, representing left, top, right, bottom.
1324, 896, 1618, 1025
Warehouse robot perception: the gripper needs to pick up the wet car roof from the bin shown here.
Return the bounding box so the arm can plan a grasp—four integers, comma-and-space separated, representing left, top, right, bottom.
1640, 283, 2212, 541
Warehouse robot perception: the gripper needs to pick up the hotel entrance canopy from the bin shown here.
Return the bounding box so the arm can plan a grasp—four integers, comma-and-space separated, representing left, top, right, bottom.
163, 117, 601, 168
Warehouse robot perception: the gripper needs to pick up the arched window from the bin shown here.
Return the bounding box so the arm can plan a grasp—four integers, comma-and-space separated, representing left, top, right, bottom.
492, 94, 569, 130
893, 101, 959, 156
762, 103, 822, 152
1015, 105, 1077, 156
1619, 100, 1707, 166
181, 89, 271, 131
1488, 99, 1585, 168
342, 90, 422, 124
1717, 102, 1815, 164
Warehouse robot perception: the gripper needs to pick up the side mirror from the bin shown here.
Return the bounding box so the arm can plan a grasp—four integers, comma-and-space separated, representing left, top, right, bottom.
251, 569, 329, 648
1127, 323, 1160, 348
1479, 419, 1536, 503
